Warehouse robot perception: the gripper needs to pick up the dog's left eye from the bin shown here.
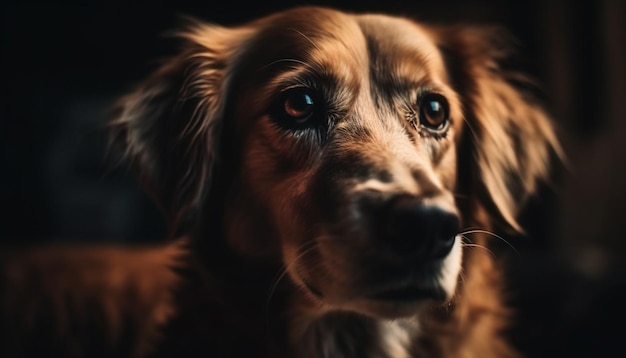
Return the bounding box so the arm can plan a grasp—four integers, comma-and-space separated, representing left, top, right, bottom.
284, 89, 315, 121
272, 87, 319, 128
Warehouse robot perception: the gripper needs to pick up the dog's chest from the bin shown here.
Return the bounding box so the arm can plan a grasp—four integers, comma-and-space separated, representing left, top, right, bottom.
295, 313, 418, 358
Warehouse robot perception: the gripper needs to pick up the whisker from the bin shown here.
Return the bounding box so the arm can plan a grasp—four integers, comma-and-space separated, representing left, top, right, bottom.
461, 240, 496, 259
457, 269, 467, 286
259, 58, 314, 72
290, 28, 323, 53
265, 240, 319, 320
460, 229, 520, 256
461, 116, 479, 147
452, 193, 469, 200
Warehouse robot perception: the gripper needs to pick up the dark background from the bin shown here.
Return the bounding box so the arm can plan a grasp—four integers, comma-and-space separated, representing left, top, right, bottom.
2, 0, 625, 356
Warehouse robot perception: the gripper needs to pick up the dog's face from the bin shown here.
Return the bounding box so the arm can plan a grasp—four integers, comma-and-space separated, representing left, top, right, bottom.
227, 12, 465, 318
112, 7, 559, 319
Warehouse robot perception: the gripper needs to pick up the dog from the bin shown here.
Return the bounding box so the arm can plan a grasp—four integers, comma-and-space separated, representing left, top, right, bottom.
1, 6, 561, 357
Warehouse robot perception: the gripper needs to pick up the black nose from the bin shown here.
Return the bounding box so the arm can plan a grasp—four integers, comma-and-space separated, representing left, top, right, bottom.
384, 195, 460, 259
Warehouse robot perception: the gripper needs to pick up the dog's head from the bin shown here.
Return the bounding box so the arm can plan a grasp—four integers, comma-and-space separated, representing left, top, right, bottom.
111, 7, 559, 319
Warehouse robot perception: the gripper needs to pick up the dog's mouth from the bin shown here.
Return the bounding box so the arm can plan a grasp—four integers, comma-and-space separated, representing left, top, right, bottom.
302, 271, 447, 304
366, 283, 446, 302
295, 236, 462, 317
297, 263, 459, 319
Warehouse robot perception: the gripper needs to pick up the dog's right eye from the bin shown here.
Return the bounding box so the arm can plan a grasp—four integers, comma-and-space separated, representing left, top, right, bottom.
272, 87, 321, 129
418, 93, 450, 134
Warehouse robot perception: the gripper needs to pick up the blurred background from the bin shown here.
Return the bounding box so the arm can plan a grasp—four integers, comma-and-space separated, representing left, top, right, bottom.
2, 0, 624, 356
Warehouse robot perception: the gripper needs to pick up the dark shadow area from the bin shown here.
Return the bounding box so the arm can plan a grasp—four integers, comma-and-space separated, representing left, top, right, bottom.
2, 0, 625, 356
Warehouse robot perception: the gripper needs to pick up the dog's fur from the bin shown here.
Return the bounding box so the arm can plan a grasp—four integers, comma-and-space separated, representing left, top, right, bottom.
1, 7, 560, 357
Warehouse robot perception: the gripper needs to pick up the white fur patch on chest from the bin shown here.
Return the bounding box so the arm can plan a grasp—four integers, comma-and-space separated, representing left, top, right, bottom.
378, 319, 419, 358
294, 312, 420, 358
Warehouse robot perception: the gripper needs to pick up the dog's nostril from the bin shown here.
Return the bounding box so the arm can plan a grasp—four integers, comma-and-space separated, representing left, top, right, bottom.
385, 195, 460, 259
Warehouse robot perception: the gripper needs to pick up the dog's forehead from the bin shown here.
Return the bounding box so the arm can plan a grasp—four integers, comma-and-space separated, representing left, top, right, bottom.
248, 8, 368, 78
254, 7, 366, 54
356, 14, 447, 84
248, 7, 445, 81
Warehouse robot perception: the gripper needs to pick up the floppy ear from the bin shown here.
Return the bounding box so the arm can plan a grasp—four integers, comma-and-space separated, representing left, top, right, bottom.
109, 23, 254, 233
433, 26, 562, 231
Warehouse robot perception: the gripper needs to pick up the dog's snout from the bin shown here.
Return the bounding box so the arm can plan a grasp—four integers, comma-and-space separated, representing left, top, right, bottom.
384, 195, 460, 259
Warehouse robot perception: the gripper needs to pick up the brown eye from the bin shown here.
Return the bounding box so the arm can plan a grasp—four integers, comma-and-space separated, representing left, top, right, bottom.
282, 88, 316, 123
271, 87, 324, 130
419, 93, 450, 131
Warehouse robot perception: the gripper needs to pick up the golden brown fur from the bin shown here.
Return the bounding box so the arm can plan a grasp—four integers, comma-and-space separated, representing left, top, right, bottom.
1, 7, 560, 357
